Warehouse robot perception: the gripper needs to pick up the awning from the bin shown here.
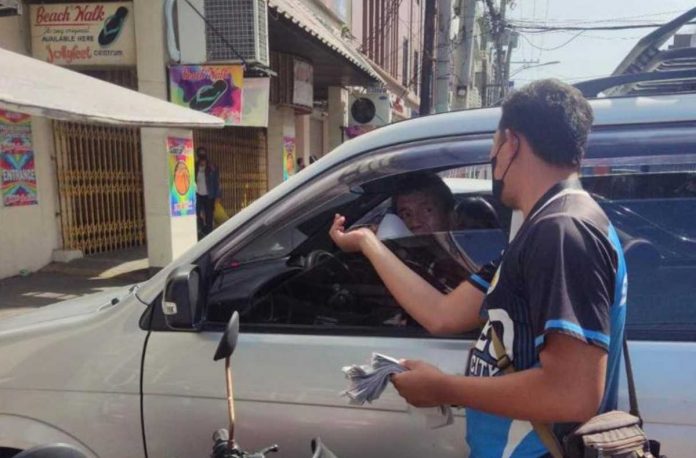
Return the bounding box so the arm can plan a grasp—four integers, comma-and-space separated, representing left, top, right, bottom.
0, 48, 224, 128
268, 0, 383, 87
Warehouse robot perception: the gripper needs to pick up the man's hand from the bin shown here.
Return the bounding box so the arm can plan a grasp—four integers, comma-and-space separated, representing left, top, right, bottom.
329, 214, 374, 253
391, 360, 448, 407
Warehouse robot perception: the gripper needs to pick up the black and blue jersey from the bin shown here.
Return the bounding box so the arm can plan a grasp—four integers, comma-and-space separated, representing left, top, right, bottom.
464, 178, 627, 458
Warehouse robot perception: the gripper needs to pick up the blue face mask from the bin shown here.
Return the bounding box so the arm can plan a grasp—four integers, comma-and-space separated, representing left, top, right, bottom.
491, 137, 518, 205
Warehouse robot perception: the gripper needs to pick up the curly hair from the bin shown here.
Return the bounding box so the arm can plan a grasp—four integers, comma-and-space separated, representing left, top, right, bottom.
499, 79, 593, 168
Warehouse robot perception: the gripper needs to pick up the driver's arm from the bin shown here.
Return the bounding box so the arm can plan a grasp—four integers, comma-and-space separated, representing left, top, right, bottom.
330, 215, 487, 335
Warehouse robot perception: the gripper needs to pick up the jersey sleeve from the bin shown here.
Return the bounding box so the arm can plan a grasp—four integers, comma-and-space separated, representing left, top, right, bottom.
466, 257, 501, 293
524, 216, 615, 351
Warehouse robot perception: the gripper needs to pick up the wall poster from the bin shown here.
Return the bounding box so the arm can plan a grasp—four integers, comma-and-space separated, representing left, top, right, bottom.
169, 65, 244, 125
282, 135, 296, 181
167, 136, 195, 217
0, 110, 38, 207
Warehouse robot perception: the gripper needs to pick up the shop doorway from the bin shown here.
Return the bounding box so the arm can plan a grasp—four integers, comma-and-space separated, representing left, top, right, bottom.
193, 127, 268, 217
53, 69, 146, 255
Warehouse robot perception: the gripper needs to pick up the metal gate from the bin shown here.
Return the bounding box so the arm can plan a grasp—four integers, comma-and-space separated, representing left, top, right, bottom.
193, 127, 268, 217
53, 122, 146, 255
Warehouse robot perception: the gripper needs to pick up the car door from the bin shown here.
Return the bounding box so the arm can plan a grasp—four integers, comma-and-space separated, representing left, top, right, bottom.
580, 122, 696, 458
140, 136, 505, 458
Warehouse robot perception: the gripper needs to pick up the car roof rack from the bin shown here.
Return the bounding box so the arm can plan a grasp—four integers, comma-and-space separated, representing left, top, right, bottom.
574, 68, 696, 98
569, 7, 696, 98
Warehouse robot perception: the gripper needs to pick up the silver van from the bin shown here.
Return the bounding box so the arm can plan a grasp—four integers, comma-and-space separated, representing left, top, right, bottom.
1, 93, 695, 457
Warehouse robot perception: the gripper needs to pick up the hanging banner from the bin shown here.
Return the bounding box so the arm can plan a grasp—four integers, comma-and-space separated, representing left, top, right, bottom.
242, 78, 270, 127
167, 136, 195, 217
0, 110, 38, 207
292, 60, 313, 107
169, 65, 244, 126
282, 135, 296, 181
30, 2, 136, 66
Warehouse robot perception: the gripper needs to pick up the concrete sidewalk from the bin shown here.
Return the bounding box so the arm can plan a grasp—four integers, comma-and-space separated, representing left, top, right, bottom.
0, 247, 152, 319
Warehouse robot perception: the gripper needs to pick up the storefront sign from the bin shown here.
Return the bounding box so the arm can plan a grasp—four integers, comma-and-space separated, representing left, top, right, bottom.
169, 65, 244, 126
167, 136, 195, 217
0, 110, 38, 207
293, 60, 313, 107
282, 135, 296, 181
30, 2, 136, 66
242, 78, 270, 127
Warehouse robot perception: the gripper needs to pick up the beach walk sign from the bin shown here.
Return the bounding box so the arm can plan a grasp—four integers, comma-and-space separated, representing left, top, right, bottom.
30, 2, 136, 66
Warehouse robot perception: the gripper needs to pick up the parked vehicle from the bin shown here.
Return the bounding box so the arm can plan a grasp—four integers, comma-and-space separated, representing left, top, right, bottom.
0, 93, 695, 458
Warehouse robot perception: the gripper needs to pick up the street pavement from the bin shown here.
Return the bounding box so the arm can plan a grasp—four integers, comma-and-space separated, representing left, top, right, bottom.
0, 247, 152, 320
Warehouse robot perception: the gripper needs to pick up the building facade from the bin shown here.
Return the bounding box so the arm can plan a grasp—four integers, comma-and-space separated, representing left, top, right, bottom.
1, 0, 421, 279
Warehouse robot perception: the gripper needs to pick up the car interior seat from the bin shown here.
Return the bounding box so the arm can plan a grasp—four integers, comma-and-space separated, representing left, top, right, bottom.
453, 197, 501, 230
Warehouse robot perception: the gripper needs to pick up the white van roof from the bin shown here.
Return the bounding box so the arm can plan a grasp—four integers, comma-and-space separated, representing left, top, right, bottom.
333, 93, 696, 168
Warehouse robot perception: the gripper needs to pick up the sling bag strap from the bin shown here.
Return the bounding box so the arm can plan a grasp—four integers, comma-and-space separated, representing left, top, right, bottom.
489, 328, 565, 458
623, 336, 641, 421
490, 327, 643, 458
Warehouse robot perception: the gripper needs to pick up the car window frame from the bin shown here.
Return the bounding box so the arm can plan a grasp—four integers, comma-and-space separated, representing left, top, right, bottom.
200, 134, 497, 338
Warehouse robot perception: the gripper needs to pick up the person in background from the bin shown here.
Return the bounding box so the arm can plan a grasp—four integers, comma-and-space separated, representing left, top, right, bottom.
195, 147, 220, 238
296, 156, 306, 171
309, 154, 319, 164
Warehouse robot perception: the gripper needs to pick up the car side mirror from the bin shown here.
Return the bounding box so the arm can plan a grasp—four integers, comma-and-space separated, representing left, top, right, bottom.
214, 311, 240, 361
161, 264, 204, 330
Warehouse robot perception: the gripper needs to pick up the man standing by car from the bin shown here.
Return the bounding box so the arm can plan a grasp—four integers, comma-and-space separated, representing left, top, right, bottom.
330, 79, 627, 457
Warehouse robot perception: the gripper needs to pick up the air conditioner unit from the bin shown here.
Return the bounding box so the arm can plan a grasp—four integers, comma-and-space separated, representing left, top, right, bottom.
344, 92, 392, 139
0, 0, 21, 16
348, 92, 392, 127
173, 0, 269, 66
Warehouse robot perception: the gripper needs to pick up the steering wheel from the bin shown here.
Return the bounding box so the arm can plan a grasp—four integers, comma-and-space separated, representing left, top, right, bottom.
305, 250, 355, 278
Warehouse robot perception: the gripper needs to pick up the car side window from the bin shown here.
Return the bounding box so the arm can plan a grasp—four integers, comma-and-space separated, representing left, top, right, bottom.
204, 143, 507, 337
580, 157, 696, 341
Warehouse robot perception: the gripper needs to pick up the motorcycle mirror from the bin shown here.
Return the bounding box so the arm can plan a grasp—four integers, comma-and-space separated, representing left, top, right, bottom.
214, 311, 240, 361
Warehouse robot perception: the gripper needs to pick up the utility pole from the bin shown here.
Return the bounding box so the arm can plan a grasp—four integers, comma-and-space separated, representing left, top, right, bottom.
498, 0, 507, 101
434, 0, 452, 113
420, 0, 437, 116
451, 0, 478, 110
483, 0, 507, 104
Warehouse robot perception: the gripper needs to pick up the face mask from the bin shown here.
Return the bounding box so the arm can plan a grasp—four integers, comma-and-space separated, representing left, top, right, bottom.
491, 137, 518, 205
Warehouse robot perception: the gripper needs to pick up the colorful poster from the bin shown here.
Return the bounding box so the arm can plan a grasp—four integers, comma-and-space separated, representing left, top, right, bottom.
242, 78, 270, 127
282, 136, 296, 181
30, 2, 136, 66
293, 60, 313, 107
169, 65, 244, 125
0, 110, 38, 207
167, 136, 195, 217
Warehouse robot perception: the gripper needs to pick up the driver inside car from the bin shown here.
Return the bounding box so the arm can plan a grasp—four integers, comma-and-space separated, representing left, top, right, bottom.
389, 172, 456, 235
343, 172, 495, 327
374, 172, 500, 238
